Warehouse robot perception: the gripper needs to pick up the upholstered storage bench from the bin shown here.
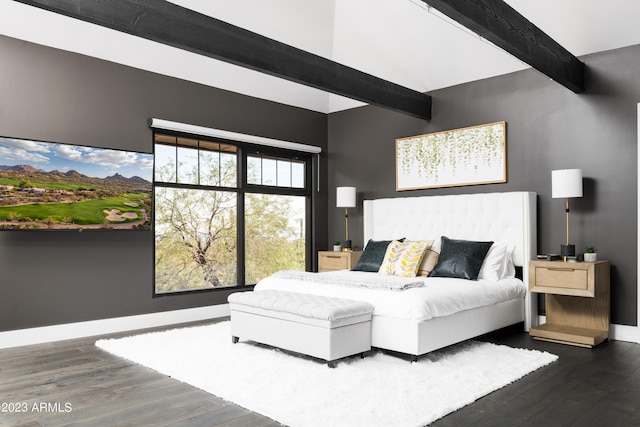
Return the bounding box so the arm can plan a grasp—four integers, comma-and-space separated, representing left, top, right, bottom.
228, 290, 374, 367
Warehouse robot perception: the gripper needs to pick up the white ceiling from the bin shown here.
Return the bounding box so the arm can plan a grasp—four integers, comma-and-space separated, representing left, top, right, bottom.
2, 0, 640, 114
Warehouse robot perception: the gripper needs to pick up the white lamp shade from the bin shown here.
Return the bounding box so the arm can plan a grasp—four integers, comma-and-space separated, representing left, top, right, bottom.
552, 169, 583, 198
336, 186, 357, 208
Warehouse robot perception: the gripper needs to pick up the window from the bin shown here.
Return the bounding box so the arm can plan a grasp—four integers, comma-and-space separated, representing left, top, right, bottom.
153, 132, 311, 294
247, 154, 305, 188
244, 193, 306, 284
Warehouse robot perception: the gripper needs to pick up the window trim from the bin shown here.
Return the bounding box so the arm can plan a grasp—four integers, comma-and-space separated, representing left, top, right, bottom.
148, 118, 321, 154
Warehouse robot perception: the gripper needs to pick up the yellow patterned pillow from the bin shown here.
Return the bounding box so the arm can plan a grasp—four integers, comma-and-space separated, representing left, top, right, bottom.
378, 240, 432, 278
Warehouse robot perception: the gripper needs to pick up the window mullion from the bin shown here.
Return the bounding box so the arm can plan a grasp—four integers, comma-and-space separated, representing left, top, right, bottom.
238, 146, 247, 286
218, 149, 222, 187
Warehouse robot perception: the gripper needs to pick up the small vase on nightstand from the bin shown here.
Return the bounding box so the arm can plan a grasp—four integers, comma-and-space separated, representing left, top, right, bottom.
584, 252, 598, 262
584, 247, 598, 262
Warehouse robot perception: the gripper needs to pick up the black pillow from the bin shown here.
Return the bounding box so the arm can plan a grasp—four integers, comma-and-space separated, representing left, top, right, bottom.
351, 239, 394, 272
428, 236, 494, 280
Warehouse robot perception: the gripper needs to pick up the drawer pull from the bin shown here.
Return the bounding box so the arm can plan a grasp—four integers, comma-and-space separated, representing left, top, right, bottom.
325, 255, 342, 259
546, 267, 575, 272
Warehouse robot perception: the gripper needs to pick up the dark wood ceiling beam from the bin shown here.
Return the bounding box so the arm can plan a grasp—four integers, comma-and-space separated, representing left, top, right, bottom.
424, 0, 585, 93
13, 0, 432, 120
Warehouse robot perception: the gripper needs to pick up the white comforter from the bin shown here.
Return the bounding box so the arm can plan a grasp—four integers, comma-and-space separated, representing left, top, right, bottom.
254, 270, 526, 322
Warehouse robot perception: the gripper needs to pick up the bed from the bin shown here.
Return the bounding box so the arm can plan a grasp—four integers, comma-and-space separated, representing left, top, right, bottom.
254, 191, 537, 358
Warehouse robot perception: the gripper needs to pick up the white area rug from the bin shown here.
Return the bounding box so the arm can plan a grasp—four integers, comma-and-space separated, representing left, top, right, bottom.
96, 322, 557, 427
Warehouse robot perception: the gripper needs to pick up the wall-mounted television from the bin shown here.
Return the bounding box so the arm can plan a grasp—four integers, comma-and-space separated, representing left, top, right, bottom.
0, 136, 153, 230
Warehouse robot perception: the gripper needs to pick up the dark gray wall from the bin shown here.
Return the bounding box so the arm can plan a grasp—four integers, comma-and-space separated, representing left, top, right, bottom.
327, 45, 639, 326
0, 35, 328, 332
2, 33, 637, 331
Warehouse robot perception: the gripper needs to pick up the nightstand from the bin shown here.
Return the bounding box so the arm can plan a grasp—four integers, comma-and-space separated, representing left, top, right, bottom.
528, 260, 610, 347
318, 251, 362, 272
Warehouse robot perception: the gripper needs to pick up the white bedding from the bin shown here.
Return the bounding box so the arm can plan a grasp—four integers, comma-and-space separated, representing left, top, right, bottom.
254, 270, 526, 323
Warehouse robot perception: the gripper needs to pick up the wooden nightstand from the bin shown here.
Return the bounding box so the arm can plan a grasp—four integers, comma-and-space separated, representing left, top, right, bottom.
318, 251, 362, 272
529, 260, 610, 348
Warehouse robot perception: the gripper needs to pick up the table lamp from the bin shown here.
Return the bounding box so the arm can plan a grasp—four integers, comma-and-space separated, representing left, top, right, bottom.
336, 186, 356, 251
551, 169, 583, 260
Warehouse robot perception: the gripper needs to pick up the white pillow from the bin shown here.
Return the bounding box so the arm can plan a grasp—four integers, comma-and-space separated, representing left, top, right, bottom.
431, 236, 442, 254
503, 245, 516, 278
478, 241, 514, 281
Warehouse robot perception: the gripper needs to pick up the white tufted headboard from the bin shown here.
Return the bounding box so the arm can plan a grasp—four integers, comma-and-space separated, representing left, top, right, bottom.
363, 191, 536, 266
363, 191, 537, 329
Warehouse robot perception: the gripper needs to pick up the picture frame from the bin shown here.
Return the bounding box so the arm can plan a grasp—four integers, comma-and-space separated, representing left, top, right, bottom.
395, 121, 506, 191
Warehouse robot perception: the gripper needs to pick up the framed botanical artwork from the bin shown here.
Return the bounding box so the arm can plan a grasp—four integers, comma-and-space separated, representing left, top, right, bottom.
396, 121, 506, 191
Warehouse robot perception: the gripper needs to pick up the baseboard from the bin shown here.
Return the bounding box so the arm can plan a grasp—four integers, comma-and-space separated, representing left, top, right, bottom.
536, 315, 640, 344
0, 304, 230, 350
610, 323, 640, 343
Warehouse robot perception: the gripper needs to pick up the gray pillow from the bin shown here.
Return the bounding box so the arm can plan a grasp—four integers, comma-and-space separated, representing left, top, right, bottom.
429, 236, 493, 280
351, 239, 394, 272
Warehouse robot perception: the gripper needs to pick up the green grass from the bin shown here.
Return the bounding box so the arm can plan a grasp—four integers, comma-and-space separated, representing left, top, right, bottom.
0, 194, 151, 225
0, 178, 95, 191
0, 178, 22, 187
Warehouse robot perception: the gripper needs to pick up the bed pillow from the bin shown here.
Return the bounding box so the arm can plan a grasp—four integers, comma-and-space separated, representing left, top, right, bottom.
477, 241, 512, 281
351, 239, 394, 272
417, 248, 439, 276
504, 247, 516, 278
477, 241, 517, 280
429, 236, 494, 280
378, 240, 431, 278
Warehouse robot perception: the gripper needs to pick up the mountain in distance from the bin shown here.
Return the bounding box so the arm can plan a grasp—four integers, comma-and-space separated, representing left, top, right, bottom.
65, 169, 88, 179
105, 173, 151, 185
0, 164, 40, 173
0, 165, 150, 185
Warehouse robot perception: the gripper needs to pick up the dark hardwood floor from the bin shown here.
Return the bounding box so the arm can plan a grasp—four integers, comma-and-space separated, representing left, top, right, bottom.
433, 326, 640, 427
1, 319, 640, 427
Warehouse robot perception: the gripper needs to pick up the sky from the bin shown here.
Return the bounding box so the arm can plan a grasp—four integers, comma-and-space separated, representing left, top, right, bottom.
0, 137, 153, 181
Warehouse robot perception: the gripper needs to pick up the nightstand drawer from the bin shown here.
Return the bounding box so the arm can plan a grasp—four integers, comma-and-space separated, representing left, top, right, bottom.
318, 251, 361, 272
319, 253, 350, 270
534, 266, 588, 291
529, 261, 608, 297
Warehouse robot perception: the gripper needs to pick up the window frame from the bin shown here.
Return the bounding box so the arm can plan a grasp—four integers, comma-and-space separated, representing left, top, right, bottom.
153, 130, 313, 296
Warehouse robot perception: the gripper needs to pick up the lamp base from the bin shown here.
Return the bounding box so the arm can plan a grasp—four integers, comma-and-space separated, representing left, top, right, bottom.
342, 240, 352, 252
560, 244, 576, 257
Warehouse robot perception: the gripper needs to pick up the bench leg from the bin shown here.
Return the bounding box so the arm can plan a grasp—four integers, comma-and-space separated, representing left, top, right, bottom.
327, 360, 336, 368
232, 336, 239, 344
